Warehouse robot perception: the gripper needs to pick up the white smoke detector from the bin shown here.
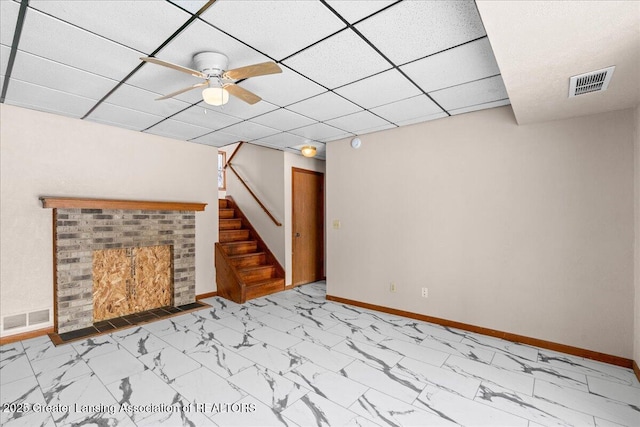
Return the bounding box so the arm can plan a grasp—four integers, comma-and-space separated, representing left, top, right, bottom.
569, 66, 615, 98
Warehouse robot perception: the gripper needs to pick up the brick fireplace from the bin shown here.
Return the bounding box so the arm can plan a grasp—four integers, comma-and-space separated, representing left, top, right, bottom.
41, 197, 207, 334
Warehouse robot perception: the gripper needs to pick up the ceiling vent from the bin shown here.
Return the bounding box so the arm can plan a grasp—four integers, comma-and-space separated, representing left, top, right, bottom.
569, 66, 615, 97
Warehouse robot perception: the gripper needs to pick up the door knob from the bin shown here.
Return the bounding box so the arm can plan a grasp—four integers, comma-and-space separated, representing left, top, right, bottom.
295, 232, 301, 237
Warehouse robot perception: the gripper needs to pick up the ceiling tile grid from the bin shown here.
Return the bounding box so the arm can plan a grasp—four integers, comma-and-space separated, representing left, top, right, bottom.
1, 0, 511, 156
27, 0, 191, 55
200, 0, 345, 61
3, 76, 98, 119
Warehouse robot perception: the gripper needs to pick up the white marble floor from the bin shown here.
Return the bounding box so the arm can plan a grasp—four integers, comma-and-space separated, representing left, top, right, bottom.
1, 282, 639, 427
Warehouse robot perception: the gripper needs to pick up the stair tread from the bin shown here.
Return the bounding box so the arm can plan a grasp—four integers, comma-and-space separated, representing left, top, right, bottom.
228, 252, 266, 259
238, 264, 275, 272
244, 277, 285, 288
220, 240, 257, 245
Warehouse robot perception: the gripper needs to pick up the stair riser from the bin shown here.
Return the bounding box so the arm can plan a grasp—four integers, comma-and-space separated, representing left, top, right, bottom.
230, 254, 267, 268
239, 267, 276, 282
219, 230, 250, 242
245, 280, 285, 300
218, 199, 229, 209
219, 209, 235, 219
222, 242, 258, 255
219, 219, 242, 230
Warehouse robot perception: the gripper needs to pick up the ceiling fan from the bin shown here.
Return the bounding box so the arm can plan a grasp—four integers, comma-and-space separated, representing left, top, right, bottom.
140, 52, 282, 106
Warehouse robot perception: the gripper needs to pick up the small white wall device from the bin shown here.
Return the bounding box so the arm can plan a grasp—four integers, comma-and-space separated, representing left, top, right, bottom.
351, 137, 362, 149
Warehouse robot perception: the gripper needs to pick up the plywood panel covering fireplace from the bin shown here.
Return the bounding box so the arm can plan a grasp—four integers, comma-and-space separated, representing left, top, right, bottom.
93, 246, 172, 322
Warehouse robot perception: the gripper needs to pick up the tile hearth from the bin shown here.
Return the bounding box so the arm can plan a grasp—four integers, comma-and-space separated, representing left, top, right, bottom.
1, 282, 639, 426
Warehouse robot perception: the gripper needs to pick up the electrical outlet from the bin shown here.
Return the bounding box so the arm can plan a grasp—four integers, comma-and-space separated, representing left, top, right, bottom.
421, 287, 428, 298
390, 282, 396, 292
333, 220, 341, 229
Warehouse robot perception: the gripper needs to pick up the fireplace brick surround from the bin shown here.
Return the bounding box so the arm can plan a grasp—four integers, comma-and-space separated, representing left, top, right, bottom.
42, 198, 207, 334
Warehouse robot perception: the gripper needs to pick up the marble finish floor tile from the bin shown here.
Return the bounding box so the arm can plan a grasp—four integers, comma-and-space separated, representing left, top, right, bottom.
228, 365, 309, 412
1, 281, 638, 426
285, 361, 369, 408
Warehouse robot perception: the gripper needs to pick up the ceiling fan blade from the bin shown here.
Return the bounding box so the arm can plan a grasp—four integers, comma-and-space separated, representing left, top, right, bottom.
224, 83, 261, 105
156, 82, 208, 101
223, 61, 282, 80
140, 56, 207, 79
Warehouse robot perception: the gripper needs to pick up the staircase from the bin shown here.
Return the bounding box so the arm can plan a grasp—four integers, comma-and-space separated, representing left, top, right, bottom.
215, 197, 285, 304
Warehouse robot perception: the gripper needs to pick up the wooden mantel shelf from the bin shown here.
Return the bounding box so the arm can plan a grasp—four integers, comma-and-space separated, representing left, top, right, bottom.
40, 197, 207, 211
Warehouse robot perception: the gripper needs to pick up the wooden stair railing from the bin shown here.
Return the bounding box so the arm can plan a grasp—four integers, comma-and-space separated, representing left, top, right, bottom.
215, 196, 285, 303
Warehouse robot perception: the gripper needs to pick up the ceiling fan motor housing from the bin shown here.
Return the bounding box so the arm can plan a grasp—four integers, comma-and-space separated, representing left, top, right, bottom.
194, 52, 229, 78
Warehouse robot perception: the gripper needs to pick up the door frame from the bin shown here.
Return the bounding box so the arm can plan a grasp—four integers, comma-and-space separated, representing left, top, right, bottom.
291, 167, 325, 286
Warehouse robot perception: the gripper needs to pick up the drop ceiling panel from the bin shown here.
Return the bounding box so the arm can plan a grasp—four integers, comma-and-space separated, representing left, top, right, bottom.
320, 131, 356, 143
370, 95, 444, 124
1, 45, 11, 76
152, 19, 270, 75
255, 132, 313, 149
324, 0, 397, 24
324, 110, 393, 134
18, 7, 141, 81
287, 91, 362, 122
289, 122, 351, 141
28, 1, 190, 54
212, 98, 278, 120
11, 50, 118, 100
105, 83, 191, 117
283, 29, 391, 89
449, 99, 511, 116
401, 38, 500, 93
168, 0, 208, 15
1, 0, 18, 46
201, 1, 345, 61
86, 103, 164, 131
191, 130, 242, 147
4, 78, 96, 118
356, 1, 486, 65
239, 66, 326, 107
170, 104, 242, 130
221, 121, 281, 141
145, 118, 211, 141
250, 108, 316, 132
430, 75, 508, 111
334, 69, 421, 109
395, 112, 448, 127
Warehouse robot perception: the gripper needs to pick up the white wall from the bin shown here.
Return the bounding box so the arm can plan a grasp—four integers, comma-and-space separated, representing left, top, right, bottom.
327, 105, 635, 358
0, 105, 218, 336
635, 105, 640, 367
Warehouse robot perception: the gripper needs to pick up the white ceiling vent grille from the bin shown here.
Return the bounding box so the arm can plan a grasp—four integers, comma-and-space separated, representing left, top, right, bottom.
569, 66, 615, 97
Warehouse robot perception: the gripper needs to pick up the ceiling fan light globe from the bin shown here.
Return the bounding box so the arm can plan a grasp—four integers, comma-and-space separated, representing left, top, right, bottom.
301, 145, 317, 158
202, 87, 229, 106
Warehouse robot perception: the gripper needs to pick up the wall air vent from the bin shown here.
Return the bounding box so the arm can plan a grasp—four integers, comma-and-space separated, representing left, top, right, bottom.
569, 66, 615, 97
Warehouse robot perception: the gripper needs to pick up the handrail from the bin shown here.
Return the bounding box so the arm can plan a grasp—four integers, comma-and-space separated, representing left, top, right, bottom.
225, 141, 244, 166
227, 164, 282, 226
224, 142, 282, 227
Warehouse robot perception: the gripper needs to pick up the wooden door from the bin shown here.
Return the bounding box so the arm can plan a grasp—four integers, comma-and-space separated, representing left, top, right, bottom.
292, 168, 324, 286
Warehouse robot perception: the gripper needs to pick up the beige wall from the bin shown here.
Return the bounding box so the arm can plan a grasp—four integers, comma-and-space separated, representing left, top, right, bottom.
326, 105, 635, 358
0, 104, 218, 337
635, 105, 640, 367
221, 144, 325, 285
